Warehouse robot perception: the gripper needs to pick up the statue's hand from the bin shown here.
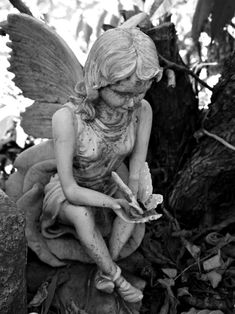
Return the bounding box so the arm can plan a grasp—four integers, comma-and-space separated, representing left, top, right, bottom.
110, 198, 135, 222
111, 171, 162, 223
110, 198, 129, 212
110, 197, 160, 224
111, 200, 162, 224
111, 172, 143, 215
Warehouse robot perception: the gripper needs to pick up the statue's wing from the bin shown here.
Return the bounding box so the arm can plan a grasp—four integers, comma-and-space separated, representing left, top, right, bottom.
1, 13, 83, 138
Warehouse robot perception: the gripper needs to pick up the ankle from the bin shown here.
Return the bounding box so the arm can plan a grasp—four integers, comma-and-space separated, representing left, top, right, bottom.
111, 265, 122, 282
100, 265, 121, 282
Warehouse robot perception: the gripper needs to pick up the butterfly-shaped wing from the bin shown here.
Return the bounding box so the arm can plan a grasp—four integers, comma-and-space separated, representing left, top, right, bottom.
1, 13, 83, 138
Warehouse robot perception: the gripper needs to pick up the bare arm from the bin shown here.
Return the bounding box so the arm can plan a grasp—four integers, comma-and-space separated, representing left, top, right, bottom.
52, 107, 125, 210
128, 99, 153, 196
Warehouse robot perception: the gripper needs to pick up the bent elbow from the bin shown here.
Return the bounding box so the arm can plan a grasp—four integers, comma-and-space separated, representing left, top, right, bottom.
62, 184, 76, 203
62, 183, 83, 206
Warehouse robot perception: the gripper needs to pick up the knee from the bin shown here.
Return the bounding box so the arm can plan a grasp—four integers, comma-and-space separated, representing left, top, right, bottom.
60, 203, 95, 227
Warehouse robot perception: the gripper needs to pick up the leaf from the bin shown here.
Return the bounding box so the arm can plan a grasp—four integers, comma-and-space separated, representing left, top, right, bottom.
150, 0, 175, 21
200, 270, 222, 288
158, 278, 175, 287
184, 239, 201, 259
191, 0, 215, 41
144, 0, 165, 17
177, 287, 192, 298
162, 268, 177, 278
203, 250, 223, 271
207, 271, 223, 288
28, 282, 49, 307
211, 0, 235, 40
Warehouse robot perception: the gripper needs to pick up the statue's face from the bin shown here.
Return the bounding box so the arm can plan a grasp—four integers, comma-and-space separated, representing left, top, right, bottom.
99, 73, 153, 111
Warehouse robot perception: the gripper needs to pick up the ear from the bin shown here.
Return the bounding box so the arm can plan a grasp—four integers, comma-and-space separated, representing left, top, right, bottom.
75, 81, 86, 96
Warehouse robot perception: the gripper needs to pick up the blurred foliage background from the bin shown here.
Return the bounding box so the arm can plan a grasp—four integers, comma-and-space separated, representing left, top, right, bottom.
0, 2, 234, 312
0, 0, 234, 174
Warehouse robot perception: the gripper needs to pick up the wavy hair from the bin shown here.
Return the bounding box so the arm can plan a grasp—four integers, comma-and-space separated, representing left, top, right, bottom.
76, 27, 162, 120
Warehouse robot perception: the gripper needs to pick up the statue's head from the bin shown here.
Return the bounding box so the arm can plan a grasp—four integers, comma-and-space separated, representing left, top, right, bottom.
83, 27, 163, 101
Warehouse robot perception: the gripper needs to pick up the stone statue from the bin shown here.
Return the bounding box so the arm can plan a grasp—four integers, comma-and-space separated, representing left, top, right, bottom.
3, 12, 163, 304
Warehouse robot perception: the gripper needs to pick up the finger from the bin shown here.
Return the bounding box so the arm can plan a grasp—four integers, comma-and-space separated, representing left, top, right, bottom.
129, 201, 143, 215
112, 172, 133, 200
131, 213, 162, 223
129, 207, 143, 218
118, 199, 130, 211
112, 206, 136, 224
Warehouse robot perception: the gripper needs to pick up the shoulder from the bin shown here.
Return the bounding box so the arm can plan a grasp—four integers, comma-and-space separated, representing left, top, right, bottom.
52, 102, 75, 121
52, 106, 72, 122
52, 102, 84, 134
138, 99, 152, 121
141, 99, 152, 113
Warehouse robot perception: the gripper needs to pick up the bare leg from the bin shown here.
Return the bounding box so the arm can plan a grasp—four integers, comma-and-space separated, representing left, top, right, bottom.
110, 163, 136, 260
59, 203, 143, 302
59, 203, 117, 277
109, 217, 135, 260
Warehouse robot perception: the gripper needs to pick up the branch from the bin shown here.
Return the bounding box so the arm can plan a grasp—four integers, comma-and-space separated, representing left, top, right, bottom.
159, 54, 214, 91
194, 128, 235, 152
8, 0, 33, 16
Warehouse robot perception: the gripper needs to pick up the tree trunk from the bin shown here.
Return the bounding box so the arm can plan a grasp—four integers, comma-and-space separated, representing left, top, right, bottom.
145, 23, 200, 194
0, 189, 27, 314
168, 52, 235, 228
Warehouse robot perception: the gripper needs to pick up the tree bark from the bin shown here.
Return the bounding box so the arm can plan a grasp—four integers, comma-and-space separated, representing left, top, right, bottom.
0, 189, 27, 314
145, 23, 200, 194
168, 52, 235, 227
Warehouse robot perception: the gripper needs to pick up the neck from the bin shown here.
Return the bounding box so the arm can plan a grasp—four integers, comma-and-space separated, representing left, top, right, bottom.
95, 100, 130, 125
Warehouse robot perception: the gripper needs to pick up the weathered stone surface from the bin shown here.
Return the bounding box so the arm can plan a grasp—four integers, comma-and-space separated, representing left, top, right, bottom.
26, 252, 147, 314
0, 188, 27, 314
53, 263, 145, 314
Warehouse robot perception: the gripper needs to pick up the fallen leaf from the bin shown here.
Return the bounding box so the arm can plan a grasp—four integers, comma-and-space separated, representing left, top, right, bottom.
28, 282, 49, 307
207, 271, 222, 288
200, 270, 222, 288
203, 250, 223, 271
177, 287, 192, 297
184, 239, 201, 259
162, 268, 177, 278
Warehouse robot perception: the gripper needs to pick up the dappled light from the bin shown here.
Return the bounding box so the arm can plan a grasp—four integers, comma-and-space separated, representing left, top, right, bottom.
0, 1, 234, 314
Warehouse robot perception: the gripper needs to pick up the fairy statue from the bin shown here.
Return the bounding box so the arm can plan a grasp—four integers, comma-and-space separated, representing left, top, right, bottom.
3, 12, 163, 303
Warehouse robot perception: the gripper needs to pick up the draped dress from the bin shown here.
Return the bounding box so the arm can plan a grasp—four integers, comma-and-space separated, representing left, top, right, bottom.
40, 101, 145, 261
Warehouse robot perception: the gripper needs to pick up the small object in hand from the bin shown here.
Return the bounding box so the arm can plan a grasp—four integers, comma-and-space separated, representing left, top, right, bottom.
111, 171, 143, 215
111, 171, 162, 223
